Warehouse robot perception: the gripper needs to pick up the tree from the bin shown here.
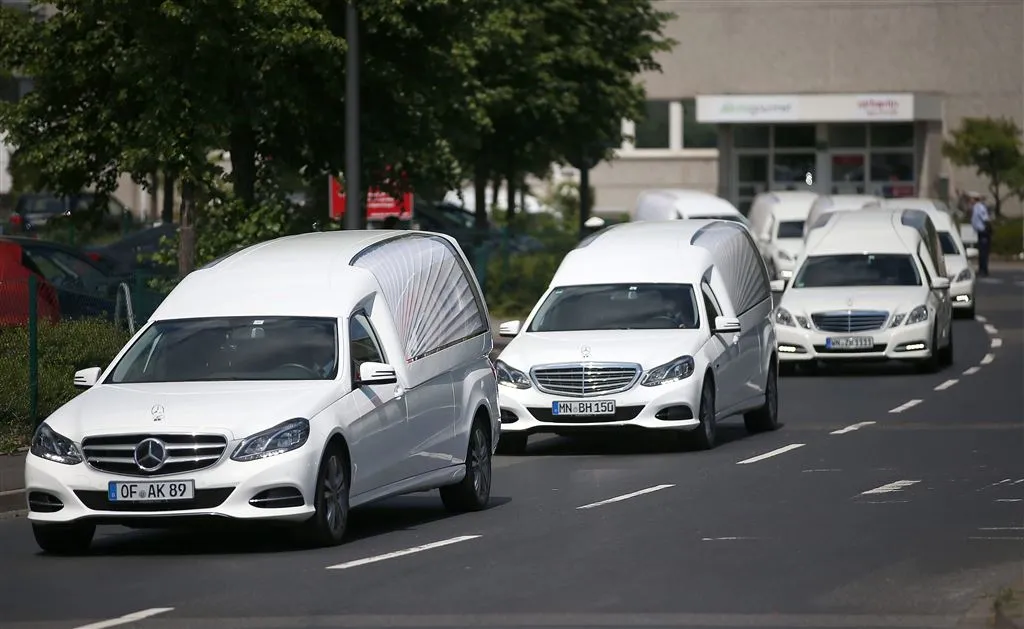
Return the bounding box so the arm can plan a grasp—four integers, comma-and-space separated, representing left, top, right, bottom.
942, 116, 1023, 217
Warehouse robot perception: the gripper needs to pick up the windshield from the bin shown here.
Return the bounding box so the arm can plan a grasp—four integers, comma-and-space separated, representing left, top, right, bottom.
792, 254, 921, 288
107, 316, 339, 383
776, 220, 805, 239
938, 231, 960, 255
527, 283, 700, 332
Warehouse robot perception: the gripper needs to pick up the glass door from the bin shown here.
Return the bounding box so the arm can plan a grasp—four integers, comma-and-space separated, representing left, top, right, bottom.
735, 153, 769, 215
829, 152, 867, 195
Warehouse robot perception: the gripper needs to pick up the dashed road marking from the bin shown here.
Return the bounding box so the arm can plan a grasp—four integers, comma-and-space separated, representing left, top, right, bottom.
830, 421, 875, 435
803, 468, 842, 472
969, 537, 1024, 541
889, 399, 922, 413
576, 484, 674, 510
978, 527, 1024, 531
996, 499, 1023, 503
73, 609, 175, 629
702, 536, 757, 541
991, 338, 1003, 348
976, 315, 988, 323
736, 443, 805, 465
962, 366, 981, 376
325, 535, 481, 570
860, 480, 921, 495
981, 353, 995, 365
934, 379, 958, 391
979, 478, 1016, 490
984, 323, 999, 335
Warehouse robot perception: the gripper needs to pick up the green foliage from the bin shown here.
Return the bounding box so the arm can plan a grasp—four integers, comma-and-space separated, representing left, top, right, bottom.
991, 217, 1023, 256
0, 318, 130, 453
942, 117, 1024, 214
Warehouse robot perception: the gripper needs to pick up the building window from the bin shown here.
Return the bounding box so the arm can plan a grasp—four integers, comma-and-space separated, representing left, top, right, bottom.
680, 98, 717, 149
870, 123, 914, 148
633, 100, 671, 149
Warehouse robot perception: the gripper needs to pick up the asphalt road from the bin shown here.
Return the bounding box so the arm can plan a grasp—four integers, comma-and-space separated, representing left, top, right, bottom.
1, 271, 1021, 629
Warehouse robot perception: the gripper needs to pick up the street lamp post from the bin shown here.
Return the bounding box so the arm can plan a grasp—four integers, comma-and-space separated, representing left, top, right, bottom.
343, 0, 362, 230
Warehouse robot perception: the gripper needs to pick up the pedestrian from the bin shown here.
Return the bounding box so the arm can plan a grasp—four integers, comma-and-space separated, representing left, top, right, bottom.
970, 192, 991, 276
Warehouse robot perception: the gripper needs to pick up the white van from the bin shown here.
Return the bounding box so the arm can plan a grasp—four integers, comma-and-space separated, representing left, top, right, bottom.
774, 208, 954, 373
747, 190, 818, 281
24, 231, 500, 553
632, 189, 751, 230
494, 220, 778, 453
803, 194, 883, 239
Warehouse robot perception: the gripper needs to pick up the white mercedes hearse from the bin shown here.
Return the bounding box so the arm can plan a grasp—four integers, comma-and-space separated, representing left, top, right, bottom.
24, 231, 500, 554
803, 194, 882, 239
773, 208, 954, 372
494, 220, 779, 454
747, 190, 818, 281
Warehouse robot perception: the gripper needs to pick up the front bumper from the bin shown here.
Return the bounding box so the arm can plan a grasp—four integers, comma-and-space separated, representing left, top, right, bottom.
776, 320, 934, 362
24, 445, 320, 525
498, 374, 704, 435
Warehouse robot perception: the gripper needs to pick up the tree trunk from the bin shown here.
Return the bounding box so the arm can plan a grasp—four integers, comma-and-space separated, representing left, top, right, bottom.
177, 179, 197, 277
162, 171, 176, 224
490, 178, 500, 210
149, 171, 159, 223
473, 159, 489, 232
505, 172, 516, 225
229, 125, 258, 210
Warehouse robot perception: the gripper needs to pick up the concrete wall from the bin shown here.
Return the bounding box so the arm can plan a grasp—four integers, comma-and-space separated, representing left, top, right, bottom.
592, 0, 1024, 216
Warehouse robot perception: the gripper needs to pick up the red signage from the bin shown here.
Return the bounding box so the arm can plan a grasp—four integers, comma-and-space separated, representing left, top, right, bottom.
329, 177, 413, 222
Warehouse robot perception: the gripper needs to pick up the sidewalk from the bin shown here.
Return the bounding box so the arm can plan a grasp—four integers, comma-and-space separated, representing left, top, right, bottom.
0, 452, 26, 514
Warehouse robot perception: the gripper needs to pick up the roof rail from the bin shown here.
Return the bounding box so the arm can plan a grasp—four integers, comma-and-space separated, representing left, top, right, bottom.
575, 222, 627, 249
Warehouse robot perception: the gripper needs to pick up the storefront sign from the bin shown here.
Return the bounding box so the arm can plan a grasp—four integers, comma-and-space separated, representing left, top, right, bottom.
856, 96, 902, 118
697, 93, 934, 123
697, 96, 801, 123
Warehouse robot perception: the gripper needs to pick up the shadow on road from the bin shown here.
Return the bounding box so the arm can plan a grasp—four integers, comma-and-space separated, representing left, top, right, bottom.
509, 422, 765, 457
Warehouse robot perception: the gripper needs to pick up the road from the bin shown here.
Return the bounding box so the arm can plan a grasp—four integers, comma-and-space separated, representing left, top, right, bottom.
0, 271, 1021, 629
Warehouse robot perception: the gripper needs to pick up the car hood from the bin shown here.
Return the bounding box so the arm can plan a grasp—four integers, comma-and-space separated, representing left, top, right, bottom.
498, 329, 707, 371
779, 286, 929, 317
44, 381, 340, 442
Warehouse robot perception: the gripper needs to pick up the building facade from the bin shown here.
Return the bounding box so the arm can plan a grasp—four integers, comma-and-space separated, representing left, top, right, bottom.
590, 0, 1024, 217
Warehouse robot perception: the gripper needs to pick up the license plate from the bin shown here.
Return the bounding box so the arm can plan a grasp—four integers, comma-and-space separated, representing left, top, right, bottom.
825, 336, 874, 350
107, 480, 195, 502
551, 400, 616, 416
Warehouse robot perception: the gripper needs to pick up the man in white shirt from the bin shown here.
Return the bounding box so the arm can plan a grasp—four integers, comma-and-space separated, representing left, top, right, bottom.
970, 193, 991, 276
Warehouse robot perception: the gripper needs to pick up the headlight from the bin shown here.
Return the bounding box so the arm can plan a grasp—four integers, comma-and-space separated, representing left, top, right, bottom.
904, 305, 929, 325
954, 268, 972, 283
495, 360, 531, 389
232, 418, 310, 462
30, 423, 83, 465
774, 307, 810, 329
641, 356, 695, 387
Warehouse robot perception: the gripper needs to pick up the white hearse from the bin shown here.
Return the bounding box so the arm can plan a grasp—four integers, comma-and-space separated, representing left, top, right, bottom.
632, 189, 751, 230
24, 231, 500, 554
494, 220, 778, 453
803, 194, 883, 239
773, 208, 954, 372
747, 190, 818, 281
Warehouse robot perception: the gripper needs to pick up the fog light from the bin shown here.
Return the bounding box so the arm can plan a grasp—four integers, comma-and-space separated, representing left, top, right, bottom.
955, 295, 970, 303
778, 345, 799, 353
903, 343, 926, 351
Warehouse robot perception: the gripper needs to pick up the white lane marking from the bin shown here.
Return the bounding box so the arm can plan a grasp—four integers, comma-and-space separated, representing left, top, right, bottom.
984, 323, 999, 335
803, 468, 842, 473
860, 480, 921, 495
980, 478, 1013, 490
575, 484, 674, 510
889, 399, 922, 413
996, 499, 1023, 502
991, 338, 1003, 348
735, 443, 805, 465
830, 421, 876, 435
969, 537, 1024, 541
962, 366, 981, 376
976, 315, 988, 323
979, 527, 1024, 531
73, 608, 175, 629
325, 535, 481, 570
702, 536, 756, 541
934, 379, 958, 391
1012, 479, 1024, 485
862, 499, 910, 504
981, 353, 995, 365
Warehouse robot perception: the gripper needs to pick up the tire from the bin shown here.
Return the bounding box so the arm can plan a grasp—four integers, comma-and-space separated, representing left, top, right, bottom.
440, 420, 492, 513
32, 522, 95, 555
496, 432, 528, 455
297, 445, 350, 548
682, 378, 717, 451
917, 327, 941, 373
744, 362, 780, 433
939, 323, 954, 367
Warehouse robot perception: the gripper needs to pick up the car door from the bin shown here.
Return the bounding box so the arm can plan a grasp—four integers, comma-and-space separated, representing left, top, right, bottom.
916, 246, 951, 346
701, 282, 740, 413
344, 311, 409, 493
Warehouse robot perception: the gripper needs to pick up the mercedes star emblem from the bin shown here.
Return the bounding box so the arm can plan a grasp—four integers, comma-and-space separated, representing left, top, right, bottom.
580, 345, 592, 359
150, 404, 165, 421
133, 438, 168, 472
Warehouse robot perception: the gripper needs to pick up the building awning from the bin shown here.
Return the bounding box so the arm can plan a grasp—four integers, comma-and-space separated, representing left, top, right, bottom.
696, 93, 942, 124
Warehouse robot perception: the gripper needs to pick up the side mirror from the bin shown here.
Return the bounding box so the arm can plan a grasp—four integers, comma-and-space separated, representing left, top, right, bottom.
769, 279, 787, 292
931, 277, 951, 290
356, 361, 398, 386
498, 320, 522, 338
73, 367, 102, 389
713, 316, 742, 334
965, 247, 979, 260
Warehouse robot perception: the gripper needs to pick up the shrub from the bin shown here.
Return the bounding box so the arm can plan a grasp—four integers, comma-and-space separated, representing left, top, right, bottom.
992, 217, 1023, 256
0, 318, 130, 452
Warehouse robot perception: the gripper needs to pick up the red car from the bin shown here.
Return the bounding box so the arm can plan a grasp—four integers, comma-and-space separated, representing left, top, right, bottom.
0, 241, 61, 326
